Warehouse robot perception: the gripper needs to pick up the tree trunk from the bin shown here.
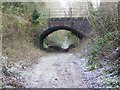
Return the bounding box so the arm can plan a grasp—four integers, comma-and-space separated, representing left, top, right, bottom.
0, 7, 2, 57
118, 1, 120, 30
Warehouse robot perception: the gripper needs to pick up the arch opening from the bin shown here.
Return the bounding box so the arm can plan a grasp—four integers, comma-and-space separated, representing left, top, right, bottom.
39, 26, 83, 52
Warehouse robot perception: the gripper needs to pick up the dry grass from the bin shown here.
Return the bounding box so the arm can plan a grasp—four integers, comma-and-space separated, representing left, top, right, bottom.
3, 38, 46, 67
2, 14, 46, 67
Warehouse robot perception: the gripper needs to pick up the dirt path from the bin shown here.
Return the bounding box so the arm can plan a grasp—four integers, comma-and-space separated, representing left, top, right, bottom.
22, 53, 88, 88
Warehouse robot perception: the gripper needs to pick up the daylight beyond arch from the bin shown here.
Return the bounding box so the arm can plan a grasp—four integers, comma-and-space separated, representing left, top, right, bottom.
39, 26, 83, 49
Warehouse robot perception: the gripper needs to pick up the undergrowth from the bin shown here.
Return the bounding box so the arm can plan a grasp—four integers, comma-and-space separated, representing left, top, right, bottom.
87, 31, 119, 71
2, 2, 47, 65
87, 2, 120, 87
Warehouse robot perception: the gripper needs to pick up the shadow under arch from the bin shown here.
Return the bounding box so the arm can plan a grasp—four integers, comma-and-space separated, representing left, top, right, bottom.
39, 26, 83, 50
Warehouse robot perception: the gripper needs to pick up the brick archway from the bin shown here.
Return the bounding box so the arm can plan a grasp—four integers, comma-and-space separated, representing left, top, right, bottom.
39, 26, 83, 49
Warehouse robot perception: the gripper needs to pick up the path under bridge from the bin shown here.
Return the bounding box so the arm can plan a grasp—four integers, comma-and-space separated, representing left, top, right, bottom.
38, 8, 92, 50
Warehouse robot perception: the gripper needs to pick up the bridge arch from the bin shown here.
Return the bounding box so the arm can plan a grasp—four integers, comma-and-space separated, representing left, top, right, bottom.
39, 26, 83, 49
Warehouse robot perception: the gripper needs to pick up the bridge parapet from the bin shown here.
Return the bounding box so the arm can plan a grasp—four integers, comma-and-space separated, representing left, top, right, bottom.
40, 8, 92, 36
48, 8, 87, 18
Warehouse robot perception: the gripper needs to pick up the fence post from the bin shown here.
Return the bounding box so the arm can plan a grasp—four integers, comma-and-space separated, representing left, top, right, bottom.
69, 8, 72, 18
70, 8, 74, 28
48, 9, 51, 27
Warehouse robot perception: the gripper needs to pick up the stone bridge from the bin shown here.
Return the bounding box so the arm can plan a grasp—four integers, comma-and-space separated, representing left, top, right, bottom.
48, 17, 91, 35
39, 9, 92, 50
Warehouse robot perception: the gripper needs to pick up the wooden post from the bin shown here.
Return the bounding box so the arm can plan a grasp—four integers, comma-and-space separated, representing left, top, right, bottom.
69, 8, 72, 18
49, 9, 51, 19
70, 8, 74, 28
48, 9, 51, 27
